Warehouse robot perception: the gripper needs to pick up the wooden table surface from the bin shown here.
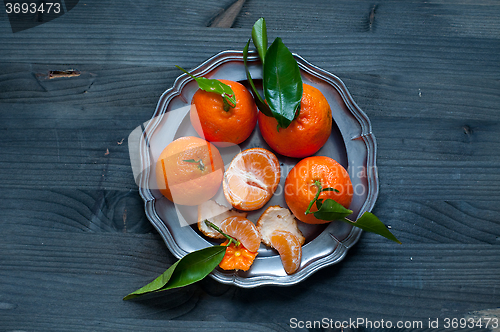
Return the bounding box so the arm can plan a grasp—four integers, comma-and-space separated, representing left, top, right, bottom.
1, 1, 499, 331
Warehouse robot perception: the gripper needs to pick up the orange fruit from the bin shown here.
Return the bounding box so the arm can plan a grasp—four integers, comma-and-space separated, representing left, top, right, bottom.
219, 240, 258, 272
258, 84, 332, 158
190, 79, 258, 146
220, 216, 261, 252
270, 230, 302, 274
223, 148, 280, 211
155, 136, 224, 206
284, 156, 353, 224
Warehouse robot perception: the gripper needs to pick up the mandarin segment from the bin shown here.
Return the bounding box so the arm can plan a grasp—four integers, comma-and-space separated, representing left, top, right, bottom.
190, 79, 258, 146
220, 216, 261, 252
256, 205, 305, 247
223, 148, 280, 211
258, 84, 332, 158
270, 230, 302, 275
197, 200, 248, 239
284, 156, 353, 224
155, 136, 224, 206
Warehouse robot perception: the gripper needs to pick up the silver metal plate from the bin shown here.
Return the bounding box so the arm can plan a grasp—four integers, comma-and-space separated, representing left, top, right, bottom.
136, 50, 378, 288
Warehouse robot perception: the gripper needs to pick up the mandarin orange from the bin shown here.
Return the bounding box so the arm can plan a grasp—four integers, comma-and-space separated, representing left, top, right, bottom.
223, 148, 280, 211
284, 156, 353, 224
258, 84, 332, 158
155, 136, 224, 206
220, 216, 261, 252
190, 79, 258, 146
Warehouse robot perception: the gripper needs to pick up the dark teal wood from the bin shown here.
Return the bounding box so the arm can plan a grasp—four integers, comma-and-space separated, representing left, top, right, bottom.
0, 0, 499, 330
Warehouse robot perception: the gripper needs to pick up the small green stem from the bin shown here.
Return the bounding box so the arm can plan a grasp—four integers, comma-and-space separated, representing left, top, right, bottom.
305, 180, 322, 215
222, 97, 233, 112
205, 220, 241, 247
183, 159, 205, 171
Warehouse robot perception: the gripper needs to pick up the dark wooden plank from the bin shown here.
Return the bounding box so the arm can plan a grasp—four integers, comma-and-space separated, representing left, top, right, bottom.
2, 0, 499, 37
371, 199, 500, 245
0, 316, 290, 332
0, 0, 236, 29
0, 189, 153, 233
373, 116, 500, 200
209, 0, 246, 28
233, 0, 500, 38
0, 26, 498, 79
0, 63, 177, 107
0, 228, 498, 324
0, 101, 143, 190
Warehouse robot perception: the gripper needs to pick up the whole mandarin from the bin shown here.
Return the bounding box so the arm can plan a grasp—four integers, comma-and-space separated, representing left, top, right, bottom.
258, 84, 332, 158
155, 136, 224, 206
284, 156, 353, 224
190, 79, 257, 146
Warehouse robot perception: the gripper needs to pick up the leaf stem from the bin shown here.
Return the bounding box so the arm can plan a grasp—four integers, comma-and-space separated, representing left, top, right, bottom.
305, 180, 322, 215
183, 159, 205, 171
205, 220, 241, 247
222, 97, 235, 112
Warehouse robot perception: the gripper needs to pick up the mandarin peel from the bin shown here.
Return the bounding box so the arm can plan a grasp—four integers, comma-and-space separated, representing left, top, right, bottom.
219, 240, 258, 272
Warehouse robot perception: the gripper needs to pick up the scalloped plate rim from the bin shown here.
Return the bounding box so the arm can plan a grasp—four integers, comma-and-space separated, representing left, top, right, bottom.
137, 50, 378, 288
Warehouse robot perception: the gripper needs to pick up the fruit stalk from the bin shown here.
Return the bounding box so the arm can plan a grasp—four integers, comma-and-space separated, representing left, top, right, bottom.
204, 219, 241, 247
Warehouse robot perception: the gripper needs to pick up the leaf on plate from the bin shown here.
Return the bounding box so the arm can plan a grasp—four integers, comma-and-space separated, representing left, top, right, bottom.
263, 38, 303, 129
243, 39, 273, 117
123, 245, 226, 300
251, 17, 267, 64
343, 212, 402, 244
175, 65, 236, 109
313, 198, 353, 221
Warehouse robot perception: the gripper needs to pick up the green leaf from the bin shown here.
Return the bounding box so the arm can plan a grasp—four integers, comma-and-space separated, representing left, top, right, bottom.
243, 39, 273, 117
263, 38, 303, 129
315, 198, 324, 210
322, 188, 339, 192
251, 17, 267, 64
175, 65, 236, 108
313, 198, 353, 221
123, 246, 226, 300
343, 212, 402, 244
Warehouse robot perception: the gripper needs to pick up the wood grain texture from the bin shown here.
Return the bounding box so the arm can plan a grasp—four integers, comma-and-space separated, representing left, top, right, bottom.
1, 0, 499, 330
0, 228, 498, 325
209, 0, 246, 28
233, 0, 500, 38
0, 25, 498, 77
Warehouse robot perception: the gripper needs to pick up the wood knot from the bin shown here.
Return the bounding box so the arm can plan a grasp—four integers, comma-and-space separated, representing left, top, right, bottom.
366, 4, 378, 32
463, 125, 472, 136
